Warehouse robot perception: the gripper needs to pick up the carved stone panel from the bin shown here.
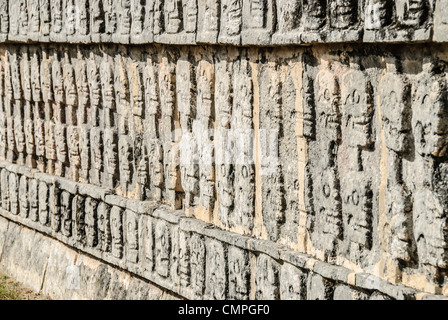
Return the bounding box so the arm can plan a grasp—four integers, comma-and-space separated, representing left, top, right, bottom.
205, 239, 227, 299
280, 263, 307, 300
8, 172, 18, 215
60, 190, 73, 238
178, 230, 191, 289
155, 220, 171, 278
255, 254, 280, 300
126, 210, 140, 263
197, 0, 220, 43
228, 246, 249, 300
18, 175, 29, 218
38, 181, 49, 226
29, 178, 39, 222
218, 0, 242, 45
110, 205, 124, 259
241, 0, 275, 45
190, 233, 206, 297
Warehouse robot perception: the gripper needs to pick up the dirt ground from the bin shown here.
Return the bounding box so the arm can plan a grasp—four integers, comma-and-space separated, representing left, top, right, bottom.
0, 271, 51, 300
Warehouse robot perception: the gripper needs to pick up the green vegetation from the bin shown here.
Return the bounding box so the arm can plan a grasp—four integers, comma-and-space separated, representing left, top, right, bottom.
0, 272, 50, 300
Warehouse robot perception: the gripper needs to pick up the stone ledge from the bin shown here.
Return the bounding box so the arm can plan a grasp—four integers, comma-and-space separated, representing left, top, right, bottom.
0, 216, 180, 300
0, 1, 447, 46
0, 163, 442, 299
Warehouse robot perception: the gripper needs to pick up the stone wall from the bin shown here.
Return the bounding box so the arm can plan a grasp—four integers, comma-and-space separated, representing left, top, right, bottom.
0, 1, 447, 300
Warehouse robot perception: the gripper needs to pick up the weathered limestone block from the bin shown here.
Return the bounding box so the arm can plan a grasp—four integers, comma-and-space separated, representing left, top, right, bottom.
38, 180, 50, 226
8, 172, 18, 215
364, 0, 432, 42
309, 60, 343, 257
18, 175, 29, 218
260, 64, 285, 242
155, 220, 172, 278
228, 246, 250, 300
333, 284, 369, 300
241, 0, 275, 45
205, 239, 227, 299
155, 0, 197, 44
271, 0, 301, 44
197, 0, 219, 43
1, 42, 448, 300
308, 274, 334, 300
379, 57, 414, 264
255, 254, 280, 300
218, 0, 242, 45
340, 59, 374, 260
50, 0, 67, 42
0, 0, 8, 41
231, 57, 255, 230
190, 233, 206, 298
280, 263, 307, 300
125, 209, 141, 264
110, 205, 124, 259
411, 59, 448, 279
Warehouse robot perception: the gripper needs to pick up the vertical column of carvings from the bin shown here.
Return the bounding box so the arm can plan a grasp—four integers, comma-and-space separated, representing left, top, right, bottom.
21, 48, 36, 169
99, 52, 117, 189
231, 53, 255, 232
11, 49, 26, 166
177, 48, 216, 222
159, 51, 182, 209
259, 62, 285, 242
39, 0, 51, 41
50, 0, 66, 42
195, 52, 215, 220
0, 0, 8, 42
73, 50, 89, 183
115, 54, 133, 194
300, 52, 383, 267
178, 50, 199, 214
300, 53, 316, 254
339, 57, 375, 263
52, 51, 67, 177
143, 52, 163, 202
41, 48, 56, 175
434, 0, 448, 42
4, 51, 16, 163
378, 57, 414, 266
112, 0, 131, 44
215, 49, 235, 228
129, 51, 148, 201
31, 48, 46, 172
8, 0, 28, 42
278, 55, 301, 247
411, 59, 448, 282
272, 0, 302, 44
0, 56, 6, 159
197, 0, 220, 43
64, 51, 80, 182
307, 58, 343, 260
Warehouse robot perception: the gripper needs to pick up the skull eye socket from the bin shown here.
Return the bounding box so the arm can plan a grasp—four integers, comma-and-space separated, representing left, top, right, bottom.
242, 165, 248, 178
323, 183, 331, 198
352, 89, 360, 104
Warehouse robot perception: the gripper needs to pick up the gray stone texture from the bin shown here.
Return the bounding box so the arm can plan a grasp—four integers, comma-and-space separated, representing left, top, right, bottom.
0, 4, 447, 301
0, 0, 443, 45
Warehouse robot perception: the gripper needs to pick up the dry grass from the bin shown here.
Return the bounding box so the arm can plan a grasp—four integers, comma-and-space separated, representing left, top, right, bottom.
0, 272, 51, 300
